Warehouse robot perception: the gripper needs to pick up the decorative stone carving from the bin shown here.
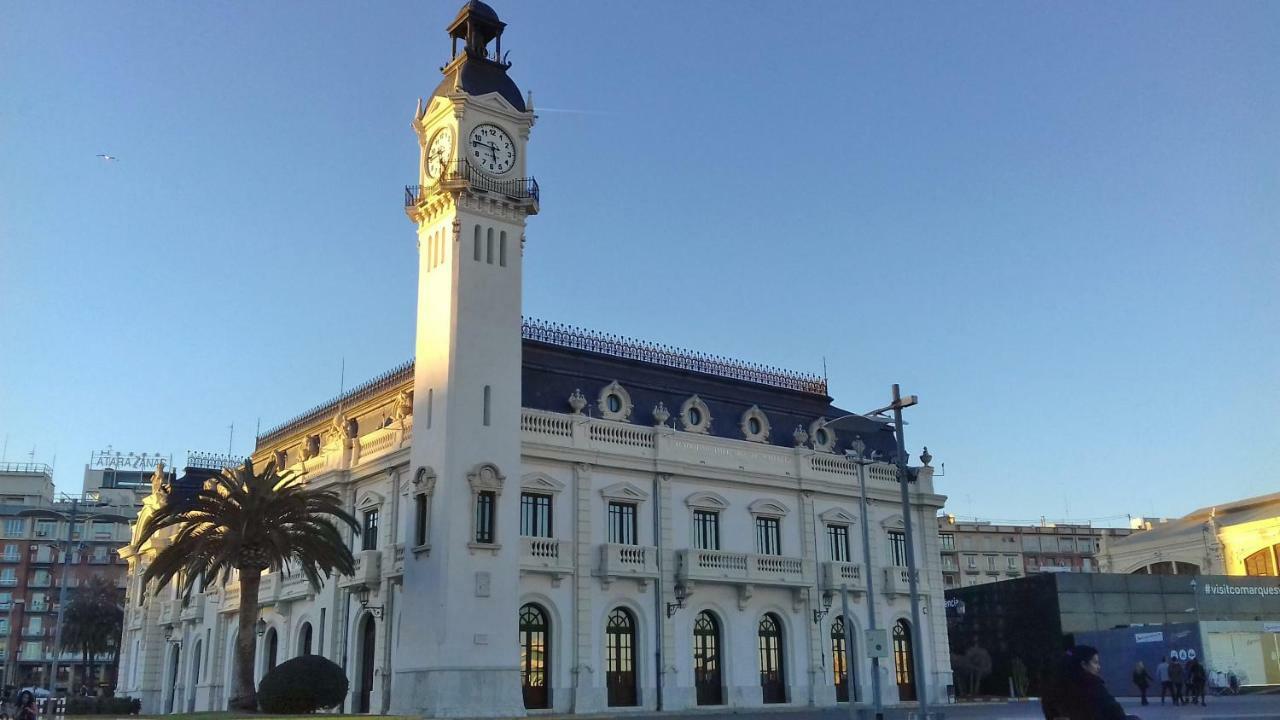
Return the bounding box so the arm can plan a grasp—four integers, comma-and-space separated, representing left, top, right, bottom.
149, 461, 168, 498
394, 389, 414, 422
568, 389, 587, 415
809, 419, 836, 453
678, 395, 712, 434
793, 426, 809, 447
302, 434, 321, 460
596, 381, 632, 422
273, 450, 287, 469
652, 402, 670, 426
920, 446, 933, 466
739, 405, 771, 443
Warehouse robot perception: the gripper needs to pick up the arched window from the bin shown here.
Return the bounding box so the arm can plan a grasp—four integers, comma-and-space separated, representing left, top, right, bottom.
831, 616, 855, 702
893, 619, 916, 701
1243, 548, 1275, 576
519, 603, 550, 709
265, 627, 278, 673
758, 613, 786, 704
357, 614, 376, 712
693, 611, 723, 706
605, 608, 637, 706
298, 622, 313, 656
474, 225, 482, 261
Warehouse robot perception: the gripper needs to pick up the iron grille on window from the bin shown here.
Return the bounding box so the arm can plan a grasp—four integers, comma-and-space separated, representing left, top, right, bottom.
827, 524, 850, 562
414, 495, 428, 547
756, 517, 781, 556
608, 502, 636, 545
362, 509, 379, 551
888, 530, 907, 566
693, 510, 720, 551
475, 491, 496, 544
520, 493, 553, 538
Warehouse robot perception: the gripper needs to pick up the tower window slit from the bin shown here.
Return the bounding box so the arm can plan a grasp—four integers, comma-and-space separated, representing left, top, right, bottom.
483, 385, 491, 426
499, 231, 507, 267
474, 225, 482, 261
486, 228, 494, 264
427, 388, 433, 429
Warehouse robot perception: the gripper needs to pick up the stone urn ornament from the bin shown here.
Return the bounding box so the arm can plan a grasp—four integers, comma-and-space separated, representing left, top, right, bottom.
568, 389, 587, 414
792, 425, 809, 447
652, 401, 670, 426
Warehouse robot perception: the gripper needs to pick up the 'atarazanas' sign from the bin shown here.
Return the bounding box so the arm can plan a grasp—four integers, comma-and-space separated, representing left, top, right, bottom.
90, 450, 171, 471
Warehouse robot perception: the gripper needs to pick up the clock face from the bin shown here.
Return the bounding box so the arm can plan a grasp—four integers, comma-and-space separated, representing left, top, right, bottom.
468, 123, 516, 175
426, 127, 454, 180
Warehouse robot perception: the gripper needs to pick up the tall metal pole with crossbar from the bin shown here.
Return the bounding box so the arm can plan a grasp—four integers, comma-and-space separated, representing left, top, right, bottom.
890, 384, 929, 718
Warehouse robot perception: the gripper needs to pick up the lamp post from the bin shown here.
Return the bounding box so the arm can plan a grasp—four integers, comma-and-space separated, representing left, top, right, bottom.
19, 498, 130, 694
848, 436, 885, 720
819, 384, 927, 717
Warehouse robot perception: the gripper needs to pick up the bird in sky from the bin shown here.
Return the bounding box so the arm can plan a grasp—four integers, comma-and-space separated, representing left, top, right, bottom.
96, 154, 118, 161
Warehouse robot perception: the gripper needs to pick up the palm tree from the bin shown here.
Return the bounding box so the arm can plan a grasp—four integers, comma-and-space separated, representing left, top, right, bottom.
61, 575, 124, 692
135, 459, 358, 711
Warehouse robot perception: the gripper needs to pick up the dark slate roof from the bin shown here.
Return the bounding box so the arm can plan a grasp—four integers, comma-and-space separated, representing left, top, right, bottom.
523, 340, 900, 459
162, 467, 221, 510
256, 318, 899, 461
433, 57, 526, 112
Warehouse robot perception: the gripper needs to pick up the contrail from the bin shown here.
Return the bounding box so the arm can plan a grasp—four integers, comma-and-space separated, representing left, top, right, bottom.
534, 107, 617, 116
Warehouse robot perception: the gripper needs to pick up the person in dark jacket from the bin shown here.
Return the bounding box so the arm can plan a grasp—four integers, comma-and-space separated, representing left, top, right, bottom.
1132, 661, 1151, 705
1040, 645, 1128, 720
1186, 659, 1207, 706
1169, 658, 1185, 705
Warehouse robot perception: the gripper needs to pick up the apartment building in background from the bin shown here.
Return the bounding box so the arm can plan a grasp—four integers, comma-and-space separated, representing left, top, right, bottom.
937, 515, 1133, 588
0, 462, 133, 692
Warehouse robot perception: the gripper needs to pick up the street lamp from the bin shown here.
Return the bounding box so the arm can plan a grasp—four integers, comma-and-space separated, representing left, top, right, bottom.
355, 586, 384, 619
19, 497, 130, 694
665, 583, 689, 618
819, 384, 927, 719
812, 591, 834, 624
255, 617, 267, 637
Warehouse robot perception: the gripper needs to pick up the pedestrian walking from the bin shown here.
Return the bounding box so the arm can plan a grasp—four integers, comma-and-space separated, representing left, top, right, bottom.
1131, 661, 1151, 705
1170, 658, 1185, 705
1040, 645, 1128, 720
1156, 658, 1172, 704
12, 691, 34, 720
1187, 659, 1207, 706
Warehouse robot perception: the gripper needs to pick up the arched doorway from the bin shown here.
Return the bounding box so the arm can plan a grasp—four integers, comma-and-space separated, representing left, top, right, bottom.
605, 608, 637, 707
264, 628, 278, 674
298, 622, 313, 656
758, 613, 786, 704
357, 614, 376, 713
519, 603, 550, 709
165, 643, 181, 714
187, 639, 202, 712
693, 611, 723, 706
832, 616, 856, 702
893, 619, 916, 701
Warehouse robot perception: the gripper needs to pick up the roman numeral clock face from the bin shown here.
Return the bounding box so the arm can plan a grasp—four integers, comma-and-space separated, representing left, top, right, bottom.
468, 123, 515, 175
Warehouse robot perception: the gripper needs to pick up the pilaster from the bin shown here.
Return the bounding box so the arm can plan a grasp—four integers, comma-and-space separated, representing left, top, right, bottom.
571, 462, 599, 713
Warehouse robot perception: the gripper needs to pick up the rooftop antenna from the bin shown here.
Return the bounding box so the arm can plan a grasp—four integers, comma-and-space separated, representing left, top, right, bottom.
336, 357, 347, 415
227, 423, 234, 456
821, 356, 828, 386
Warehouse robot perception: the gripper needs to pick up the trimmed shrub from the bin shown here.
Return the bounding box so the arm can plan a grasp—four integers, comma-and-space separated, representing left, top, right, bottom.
63, 696, 142, 715
258, 655, 349, 713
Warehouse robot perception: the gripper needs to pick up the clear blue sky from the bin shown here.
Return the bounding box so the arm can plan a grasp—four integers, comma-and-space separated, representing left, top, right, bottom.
2, 2, 1276, 524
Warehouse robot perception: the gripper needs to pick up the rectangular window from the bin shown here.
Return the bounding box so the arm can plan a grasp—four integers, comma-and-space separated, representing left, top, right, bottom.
499, 231, 508, 267
607, 502, 637, 545
986, 555, 997, 571
1059, 537, 1074, 553
35, 520, 54, 538
2, 520, 23, 538
361, 509, 379, 551
474, 225, 482, 261
2, 545, 16, 562
483, 385, 491, 426
827, 524, 850, 562
1007, 556, 1018, 569
755, 517, 781, 556
966, 555, 977, 569
939, 533, 955, 551
887, 530, 907, 566
414, 494, 428, 547
693, 510, 720, 550
475, 491, 496, 544
520, 493, 553, 538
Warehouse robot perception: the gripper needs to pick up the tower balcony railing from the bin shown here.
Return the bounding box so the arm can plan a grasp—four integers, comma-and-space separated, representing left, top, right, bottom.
406, 159, 539, 206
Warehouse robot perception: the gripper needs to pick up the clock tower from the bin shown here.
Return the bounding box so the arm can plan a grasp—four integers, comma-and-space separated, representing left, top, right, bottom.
393, 2, 538, 716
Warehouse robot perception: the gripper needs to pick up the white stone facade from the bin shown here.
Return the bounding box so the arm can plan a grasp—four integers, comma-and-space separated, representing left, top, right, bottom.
118, 404, 951, 714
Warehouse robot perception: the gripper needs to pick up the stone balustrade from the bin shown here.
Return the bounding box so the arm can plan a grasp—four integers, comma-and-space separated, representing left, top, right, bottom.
676, 549, 810, 587
820, 561, 866, 592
